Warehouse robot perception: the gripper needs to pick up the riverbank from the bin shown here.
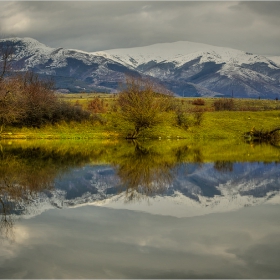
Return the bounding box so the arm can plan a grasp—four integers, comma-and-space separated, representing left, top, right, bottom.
1, 110, 279, 140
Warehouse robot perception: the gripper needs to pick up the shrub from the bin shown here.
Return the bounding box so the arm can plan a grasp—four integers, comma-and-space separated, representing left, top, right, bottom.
193, 111, 204, 126
187, 107, 205, 126
91, 114, 107, 125
174, 103, 190, 128
1, 72, 90, 129
117, 76, 173, 138
192, 98, 205, 106
213, 98, 235, 111
0, 77, 25, 132
88, 97, 106, 113
51, 100, 90, 124
18, 72, 58, 127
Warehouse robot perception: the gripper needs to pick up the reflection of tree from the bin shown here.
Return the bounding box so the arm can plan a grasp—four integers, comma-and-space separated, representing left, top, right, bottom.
0, 155, 54, 241
0, 145, 93, 241
0, 139, 205, 237
214, 161, 234, 173
113, 142, 179, 201
0, 196, 15, 241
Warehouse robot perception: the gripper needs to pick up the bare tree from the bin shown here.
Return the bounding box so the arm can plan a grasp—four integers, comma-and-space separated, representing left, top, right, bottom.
0, 40, 23, 133
117, 76, 173, 138
18, 72, 57, 127
0, 40, 14, 81
0, 77, 25, 133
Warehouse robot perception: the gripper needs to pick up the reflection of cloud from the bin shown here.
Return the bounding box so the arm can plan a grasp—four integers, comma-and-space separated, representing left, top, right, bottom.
0, 226, 30, 268
0, 204, 280, 278
229, 234, 280, 278
13, 225, 30, 244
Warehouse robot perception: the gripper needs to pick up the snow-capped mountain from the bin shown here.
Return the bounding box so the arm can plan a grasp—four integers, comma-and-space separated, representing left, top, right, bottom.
1, 37, 138, 93
102, 41, 280, 98
1, 37, 280, 97
102, 41, 279, 69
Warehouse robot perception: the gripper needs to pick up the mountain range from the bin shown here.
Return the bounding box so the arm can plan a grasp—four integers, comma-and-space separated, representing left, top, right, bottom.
1, 37, 280, 98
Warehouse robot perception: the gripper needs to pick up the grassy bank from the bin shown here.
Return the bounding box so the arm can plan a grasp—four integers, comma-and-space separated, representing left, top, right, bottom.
1, 97, 280, 140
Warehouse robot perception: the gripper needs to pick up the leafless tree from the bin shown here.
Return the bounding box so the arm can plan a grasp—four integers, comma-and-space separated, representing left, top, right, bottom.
0, 76, 25, 133
0, 40, 14, 81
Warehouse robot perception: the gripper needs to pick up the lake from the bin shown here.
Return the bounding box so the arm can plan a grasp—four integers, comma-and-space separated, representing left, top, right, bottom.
0, 139, 280, 278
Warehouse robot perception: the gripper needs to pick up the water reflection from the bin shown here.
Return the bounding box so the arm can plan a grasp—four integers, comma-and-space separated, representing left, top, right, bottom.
1, 140, 280, 278
113, 141, 179, 200
0, 139, 280, 240
214, 160, 234, 172
0, 144, 93, 240
0, 155, 51, 240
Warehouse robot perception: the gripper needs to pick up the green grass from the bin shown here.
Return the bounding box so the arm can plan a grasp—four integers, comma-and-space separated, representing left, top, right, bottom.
187, 111, 280, 139
1, 97, 280, 140
58, 92, 116, 109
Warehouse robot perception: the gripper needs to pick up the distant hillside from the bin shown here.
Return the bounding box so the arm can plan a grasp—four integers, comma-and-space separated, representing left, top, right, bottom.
1, 37, 280, 98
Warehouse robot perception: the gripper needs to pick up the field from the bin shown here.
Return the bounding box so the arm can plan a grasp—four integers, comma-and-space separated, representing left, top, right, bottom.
59, 93, 280, 111
1, 94, 280, 140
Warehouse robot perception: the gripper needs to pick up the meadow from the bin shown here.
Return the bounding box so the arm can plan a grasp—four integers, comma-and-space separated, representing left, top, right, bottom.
1, 93, 280, 140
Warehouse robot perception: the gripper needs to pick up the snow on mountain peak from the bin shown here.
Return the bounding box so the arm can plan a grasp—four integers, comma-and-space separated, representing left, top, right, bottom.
1, 37, 278, 70
0, 37, 53, 51
96, 40, 276, 69
1, 37, 280, 97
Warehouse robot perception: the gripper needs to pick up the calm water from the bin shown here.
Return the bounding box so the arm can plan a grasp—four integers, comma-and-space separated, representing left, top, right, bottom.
0, 139, 280, 278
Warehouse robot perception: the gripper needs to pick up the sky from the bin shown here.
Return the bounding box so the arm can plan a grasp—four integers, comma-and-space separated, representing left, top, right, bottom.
0, 1, 280, 56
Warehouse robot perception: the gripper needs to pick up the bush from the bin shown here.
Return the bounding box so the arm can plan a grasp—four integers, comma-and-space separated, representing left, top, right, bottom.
18, 72, 58, 127
0, 77, 25, 132
88, 97, 107, 113
117, 76, 173, 138
91, 114, 107, 125
51, 101, 90, 124
192, 98, 205, 106
186, 107, 205, 126
193, 111, 204, 126
213, 98, 235, 111
1, 72, 90, 130
173, 103, 190, 128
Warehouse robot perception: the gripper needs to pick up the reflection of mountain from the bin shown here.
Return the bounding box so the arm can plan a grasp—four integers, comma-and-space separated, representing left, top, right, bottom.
16, 162, 280, 219
2, 139, 280, 230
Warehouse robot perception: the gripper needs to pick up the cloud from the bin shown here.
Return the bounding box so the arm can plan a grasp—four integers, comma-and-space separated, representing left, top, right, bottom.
0, 1, 280, 55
